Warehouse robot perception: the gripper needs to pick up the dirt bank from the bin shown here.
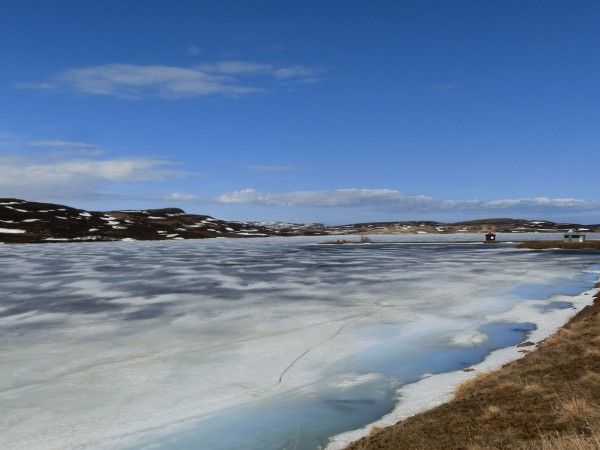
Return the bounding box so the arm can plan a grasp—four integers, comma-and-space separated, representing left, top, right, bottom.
344, 285, 600, 450
518, 241, 600, 249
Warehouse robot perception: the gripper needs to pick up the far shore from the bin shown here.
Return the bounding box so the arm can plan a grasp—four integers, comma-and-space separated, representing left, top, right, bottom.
340, 284, 600, 450
320, 238, 600, 249
518, 240, 600, 249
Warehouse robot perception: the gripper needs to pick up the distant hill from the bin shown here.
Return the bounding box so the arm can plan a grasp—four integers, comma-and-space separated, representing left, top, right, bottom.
0, 198, 598, 244
0, 198, 326, 244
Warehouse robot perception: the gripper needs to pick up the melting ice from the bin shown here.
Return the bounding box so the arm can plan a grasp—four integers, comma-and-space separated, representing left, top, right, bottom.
0, 234, 599, 450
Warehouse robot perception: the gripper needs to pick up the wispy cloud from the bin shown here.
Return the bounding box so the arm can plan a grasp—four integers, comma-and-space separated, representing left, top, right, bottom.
217, 189, 436, 208
28, 140, 103, 157
216, 188, 599, 216
249, 165, 302, 172
482, 197, 592, 210
187, 45, 201, 56
17, 61, 321, 99
160, 192, 205, 201
0, 152, 194, 202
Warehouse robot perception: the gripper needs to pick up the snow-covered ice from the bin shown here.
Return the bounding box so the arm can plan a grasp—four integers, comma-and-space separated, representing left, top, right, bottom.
0, 234, 598, 450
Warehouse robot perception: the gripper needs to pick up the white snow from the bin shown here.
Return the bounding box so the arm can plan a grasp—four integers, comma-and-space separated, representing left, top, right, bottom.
79, 212, 92, 217
4, 206, 28, 212
0, 228, 25, 233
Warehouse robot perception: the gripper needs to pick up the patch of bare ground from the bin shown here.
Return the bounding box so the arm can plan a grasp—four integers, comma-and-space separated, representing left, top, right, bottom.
517, 241, 600, 250
344, 289, 600, 450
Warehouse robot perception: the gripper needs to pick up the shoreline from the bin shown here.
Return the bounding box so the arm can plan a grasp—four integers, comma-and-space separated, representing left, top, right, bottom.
328, 277, 600, 449
518, 240, 600, 249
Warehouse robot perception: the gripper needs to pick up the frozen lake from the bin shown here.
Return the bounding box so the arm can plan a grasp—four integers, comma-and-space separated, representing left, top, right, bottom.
1, 234, 599, 449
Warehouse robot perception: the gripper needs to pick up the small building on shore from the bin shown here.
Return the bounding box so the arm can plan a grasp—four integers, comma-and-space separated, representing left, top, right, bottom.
564, 230, 586, 243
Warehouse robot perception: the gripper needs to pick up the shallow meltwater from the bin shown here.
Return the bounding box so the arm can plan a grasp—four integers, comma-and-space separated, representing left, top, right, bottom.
0, 236, 598, 450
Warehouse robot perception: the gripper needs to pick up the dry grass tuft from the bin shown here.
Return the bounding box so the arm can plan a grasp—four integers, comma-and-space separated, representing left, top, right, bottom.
555, 398, 600, 426
578, 371, 600, 385
522, 382, 544, 395
583, 347, 600, 358
481, 404, 501, 421
367, 426, 382, 437
454, 372, 493, 399
519, 428, 600, 450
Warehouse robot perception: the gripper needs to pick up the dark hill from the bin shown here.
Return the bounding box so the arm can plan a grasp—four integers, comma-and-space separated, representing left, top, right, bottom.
1, 199, 598, 244
0, 198, 322, 243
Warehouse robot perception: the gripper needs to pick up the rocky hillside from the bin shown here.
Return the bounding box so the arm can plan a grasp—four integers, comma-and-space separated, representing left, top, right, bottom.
0, 199, 326, 244
329, 218, 600, 235
1, 199, 598, 244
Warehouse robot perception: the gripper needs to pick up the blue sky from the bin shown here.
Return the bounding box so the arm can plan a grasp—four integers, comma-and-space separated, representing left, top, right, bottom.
1, 1, 599, 224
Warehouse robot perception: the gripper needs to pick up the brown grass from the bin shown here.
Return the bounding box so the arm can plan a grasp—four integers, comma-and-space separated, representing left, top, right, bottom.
517, 241, 600, 250
344, 291, 600, 450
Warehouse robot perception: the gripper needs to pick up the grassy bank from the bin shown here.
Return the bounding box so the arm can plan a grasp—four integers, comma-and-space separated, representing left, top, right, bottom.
344, 285, 600, 450
517, 241, 600, 250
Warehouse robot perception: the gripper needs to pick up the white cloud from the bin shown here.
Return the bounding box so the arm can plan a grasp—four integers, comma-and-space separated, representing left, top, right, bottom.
216, 188, 599, 216
482, 197, 591, 210
217, 189, 436, 208
162, 192, 204, 201
198, 61, 274, 75
18, 61, 321, 99
0, 155, 192, 202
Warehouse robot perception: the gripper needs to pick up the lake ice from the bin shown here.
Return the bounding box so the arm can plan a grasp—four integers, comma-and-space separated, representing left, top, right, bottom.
1, 234, 599, 450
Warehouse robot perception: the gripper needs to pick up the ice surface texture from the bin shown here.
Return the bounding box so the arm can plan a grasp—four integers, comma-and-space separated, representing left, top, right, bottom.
0, 236, 598, 449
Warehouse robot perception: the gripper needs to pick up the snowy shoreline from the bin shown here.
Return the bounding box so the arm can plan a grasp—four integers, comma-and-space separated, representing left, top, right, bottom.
326, 275, 600, 449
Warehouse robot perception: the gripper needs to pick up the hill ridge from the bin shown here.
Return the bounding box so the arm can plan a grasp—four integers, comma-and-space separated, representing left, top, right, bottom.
1, 198, 598, 244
